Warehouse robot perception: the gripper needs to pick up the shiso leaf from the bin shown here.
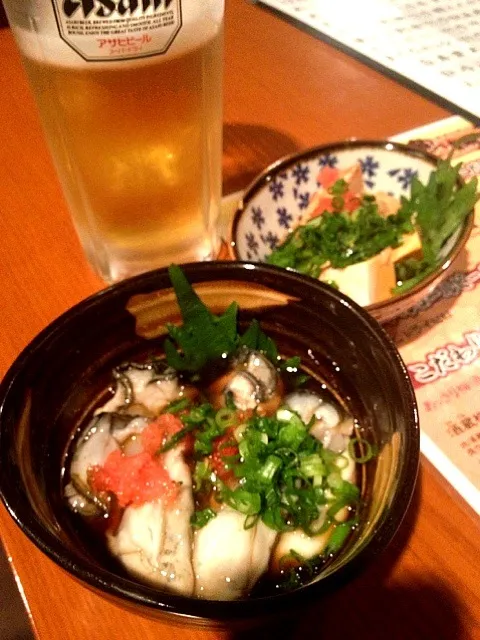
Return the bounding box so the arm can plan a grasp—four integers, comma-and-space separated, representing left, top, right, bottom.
238, 319, 278, 362
395, 158, 478, 292
164, 265, 239, 372
164, 265, 300, 380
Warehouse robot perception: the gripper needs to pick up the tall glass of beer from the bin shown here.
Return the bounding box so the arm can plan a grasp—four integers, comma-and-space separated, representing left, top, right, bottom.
3, 0, 224, 282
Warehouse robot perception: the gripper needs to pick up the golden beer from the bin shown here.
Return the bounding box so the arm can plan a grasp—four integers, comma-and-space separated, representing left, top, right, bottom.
4, 1, 224, 282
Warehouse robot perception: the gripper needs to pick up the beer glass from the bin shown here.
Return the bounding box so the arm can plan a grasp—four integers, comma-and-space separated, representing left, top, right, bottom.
3, 0, 224, 282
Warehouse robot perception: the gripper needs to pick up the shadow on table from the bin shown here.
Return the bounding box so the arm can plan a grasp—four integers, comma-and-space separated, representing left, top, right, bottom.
222, 123, 301, 195
229, 469, 467, 640
0, 543, 34, 640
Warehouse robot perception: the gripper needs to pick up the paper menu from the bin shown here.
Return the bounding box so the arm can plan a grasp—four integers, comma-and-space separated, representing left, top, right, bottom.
388, 116, 480, 515
255, 0, 480, 123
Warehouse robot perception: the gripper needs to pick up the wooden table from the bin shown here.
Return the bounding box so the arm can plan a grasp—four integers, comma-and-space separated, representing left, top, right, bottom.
0, 1, 479, 638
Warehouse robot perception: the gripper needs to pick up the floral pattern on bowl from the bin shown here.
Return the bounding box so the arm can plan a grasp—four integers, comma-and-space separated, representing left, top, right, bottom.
233, 141, 440, 261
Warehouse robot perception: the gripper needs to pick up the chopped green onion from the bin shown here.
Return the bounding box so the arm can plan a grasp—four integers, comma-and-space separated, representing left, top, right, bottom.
215, 407, 237, 429
191, 508, 216, 529
347, 437, 374, 463
264, 486, 278, 508
233, 423, 247, 442
300, 454, 326, 478
259, 455, 282, 482
332, 454, 349, 470
304, 513, 331, 536
262, 505, 293, 532
274, 447, 298, 467
188, 406, 211, 424
238, 430, 267, 460
277, 420, 307, 451
326, 471, 343, 490
157, 423, 197, 454
223, 487, 261, 515
193, 460, 211, 491
325, 520, 355, 553
194, 439, 213, 456
163, 397, 191, 414
276, 408, 296, 422
181, 393, 372, 540
327, 496, 355, 519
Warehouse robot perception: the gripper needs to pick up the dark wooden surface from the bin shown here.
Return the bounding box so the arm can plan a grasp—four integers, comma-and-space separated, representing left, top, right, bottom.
0, 0, 479, 638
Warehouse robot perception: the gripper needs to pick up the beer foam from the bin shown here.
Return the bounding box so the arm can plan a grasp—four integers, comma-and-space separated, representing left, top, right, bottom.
11, 0, 223, 69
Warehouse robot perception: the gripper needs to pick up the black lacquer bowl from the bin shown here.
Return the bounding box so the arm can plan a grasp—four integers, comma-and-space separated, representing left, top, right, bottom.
0, 262, 419, 628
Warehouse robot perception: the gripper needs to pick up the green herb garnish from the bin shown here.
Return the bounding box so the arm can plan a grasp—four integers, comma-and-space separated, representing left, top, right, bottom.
223, 409, 358, 531
191, 507, 217, 529
185, 399, 368, 543
164, 265, 281, 374
324, 518, 358, 554
238, 318, 278, 362
267, 194, 412, 278
164, 265, 239, 372
162, 397, 191, 414
394, 158, 478, 292
267, 158, 478, 294
158, 422, 197, 454
189, 404, 227, 456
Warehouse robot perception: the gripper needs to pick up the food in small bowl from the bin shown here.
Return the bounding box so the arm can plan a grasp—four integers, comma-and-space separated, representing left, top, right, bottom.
231, 141, 477, 323
0, 262, 419, 627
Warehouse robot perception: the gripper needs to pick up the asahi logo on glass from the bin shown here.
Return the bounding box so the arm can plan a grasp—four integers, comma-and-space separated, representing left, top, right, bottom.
51, 0, 182, 61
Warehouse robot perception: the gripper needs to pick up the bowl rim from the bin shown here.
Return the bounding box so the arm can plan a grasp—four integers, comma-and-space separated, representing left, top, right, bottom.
0, 261, 420, 623
230, 138, 474, 316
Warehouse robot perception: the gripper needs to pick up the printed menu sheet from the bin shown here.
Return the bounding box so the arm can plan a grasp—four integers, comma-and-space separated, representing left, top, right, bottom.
389, 116, 480, 514
254, 0, 480, 123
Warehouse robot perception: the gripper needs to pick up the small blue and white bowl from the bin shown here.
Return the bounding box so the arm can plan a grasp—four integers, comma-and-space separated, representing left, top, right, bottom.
231, 140, 474, 323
